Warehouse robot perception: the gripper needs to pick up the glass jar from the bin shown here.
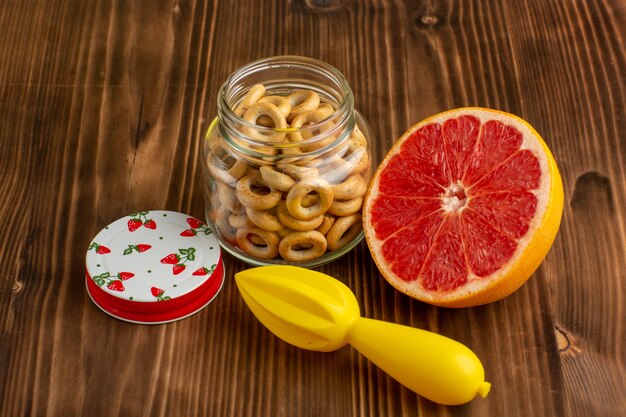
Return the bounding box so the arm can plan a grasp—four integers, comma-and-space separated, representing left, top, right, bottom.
201, 56, 373, 267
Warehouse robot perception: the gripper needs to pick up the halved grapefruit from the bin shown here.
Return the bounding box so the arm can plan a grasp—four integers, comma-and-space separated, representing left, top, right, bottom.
363, 108, 563, 308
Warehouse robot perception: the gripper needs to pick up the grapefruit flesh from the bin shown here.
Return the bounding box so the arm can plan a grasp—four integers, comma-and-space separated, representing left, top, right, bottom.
363, 108, 563, 307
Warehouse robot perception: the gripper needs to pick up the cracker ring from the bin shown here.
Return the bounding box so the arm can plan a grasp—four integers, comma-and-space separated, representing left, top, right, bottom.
229, 212, 254, 229
277, 227, 297, 239
243, 102, 288, 142
217, 182, 243, 213
278, 163, 319, 179
328, 196, 363, 217
286, 89, 320, 121
236, 174, 282, 210
331, 174, 367, 200
316, 213, 335, 235
279, 230, 328, 262
277, 201, 324, 231
259, 166, 296, 192
326, 214, 362, 251
288, 107, 335, 143
236, 227, 279, 260
234, 84, 266, 116
350, 126, 368, 148
246, 206, 284, 232
215, 208, 237, 245
344, 145, 370, 174
317, 103, 335, 114
300, 193, 320, 208
208, 158, 248, 187
279, 145, 305, 164
286, 177, 334, 220
319, 146, 369, 183
258, 95, 291, 118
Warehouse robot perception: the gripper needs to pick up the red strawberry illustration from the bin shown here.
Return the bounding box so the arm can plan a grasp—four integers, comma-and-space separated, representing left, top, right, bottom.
151, 287, 164, 297
192, 267, 208, 276
137, 244, 152, 252
187, 217, 203, 228
97, 245, 111, 254
107, 281, 125, 292
118, 272, 135, 281
143, 219, 156, 230
128, 219, 143, 232
162, 248, 196, 276
180, 228, 196, 237
161, 253, 180, 264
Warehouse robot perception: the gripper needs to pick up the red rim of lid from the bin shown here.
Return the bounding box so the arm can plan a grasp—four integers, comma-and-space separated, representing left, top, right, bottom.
86, 258, 225, 324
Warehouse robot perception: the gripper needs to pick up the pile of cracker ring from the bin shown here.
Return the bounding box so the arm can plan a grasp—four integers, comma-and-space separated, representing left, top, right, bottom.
207, 84, 371, 263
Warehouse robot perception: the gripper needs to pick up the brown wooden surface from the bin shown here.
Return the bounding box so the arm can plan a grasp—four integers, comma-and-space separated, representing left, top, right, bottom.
1, 0, 625, 416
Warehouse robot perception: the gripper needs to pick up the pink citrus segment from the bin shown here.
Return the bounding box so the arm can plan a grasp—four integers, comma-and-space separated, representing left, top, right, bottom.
459, 209, 518, 277
400, 123, 448, 187
462, 120, 523, 185
369, 197, 441, 240
420, 215, 468, 291
468, 192, 537, 240
470, 150, 541, 194
379, 152, 443, 197
363, 107, 564, 307
381, 213, 444, 282
442, 115, 481, 181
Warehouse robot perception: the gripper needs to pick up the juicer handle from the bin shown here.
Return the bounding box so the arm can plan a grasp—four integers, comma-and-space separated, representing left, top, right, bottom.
347, 317, 491, 405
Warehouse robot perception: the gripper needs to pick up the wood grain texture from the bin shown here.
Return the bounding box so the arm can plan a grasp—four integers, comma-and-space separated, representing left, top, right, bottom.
0, 0, 624, 416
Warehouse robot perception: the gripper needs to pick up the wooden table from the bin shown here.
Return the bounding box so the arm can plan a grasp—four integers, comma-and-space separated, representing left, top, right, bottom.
1, 1, 624, 416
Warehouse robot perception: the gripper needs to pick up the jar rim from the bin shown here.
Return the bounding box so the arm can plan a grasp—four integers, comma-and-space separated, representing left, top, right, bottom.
217, 55, 354, 136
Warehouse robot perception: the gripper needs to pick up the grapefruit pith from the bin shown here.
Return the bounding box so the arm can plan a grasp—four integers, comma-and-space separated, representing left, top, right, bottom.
363, 108, 563, 308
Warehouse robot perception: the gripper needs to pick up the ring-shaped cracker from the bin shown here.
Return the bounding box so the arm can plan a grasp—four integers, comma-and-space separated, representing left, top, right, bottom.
350, 126, 368, 148
328, 196, 363, 217
245, 207, 284, 232
235, 174, 281, 210
343, 146, 370, 174
319, 147, 369, 184
286, 177, 334, 220
277, 201, 324, 231
286, 90, 320, 121
229, 212, 254, 229
326, 214, 362, 251
278, 164, 319, 179
278, 230, 327, 262
316, 213, 335, 235
217, 182, 242, 213
243, 102, 288, 142
258, 96, 291, 118
236, 227, 279, 260
215, 208, 238, 245
208, 158, 248, 187
259, 166, 295, 192
277, 226, 297, 239
331, 174, 367, 200
234, 84, 265, 116
300, 193, 320, 208
288, 107, 335, 143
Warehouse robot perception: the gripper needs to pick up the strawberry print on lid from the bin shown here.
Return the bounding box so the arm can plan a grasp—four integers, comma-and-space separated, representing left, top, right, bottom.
88, 242, 111, 254
180, 217, 213, 237
85, 211, 223, 307
91, 271, 135, 292
127, 211, 157, 232
150, 287, 171, 301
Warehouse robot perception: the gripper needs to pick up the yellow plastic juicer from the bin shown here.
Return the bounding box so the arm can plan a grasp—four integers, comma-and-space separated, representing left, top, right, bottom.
235, 265, 491, 406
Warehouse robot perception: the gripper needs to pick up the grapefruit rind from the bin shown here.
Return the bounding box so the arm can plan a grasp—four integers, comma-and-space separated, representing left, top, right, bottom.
363, 108, 564, 308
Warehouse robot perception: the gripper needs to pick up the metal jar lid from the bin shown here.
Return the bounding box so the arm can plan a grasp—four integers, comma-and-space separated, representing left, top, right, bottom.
85, 210, 224, 324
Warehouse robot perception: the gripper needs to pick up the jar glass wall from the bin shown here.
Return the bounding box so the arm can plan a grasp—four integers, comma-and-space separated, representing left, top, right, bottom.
202, 56, 373, 267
